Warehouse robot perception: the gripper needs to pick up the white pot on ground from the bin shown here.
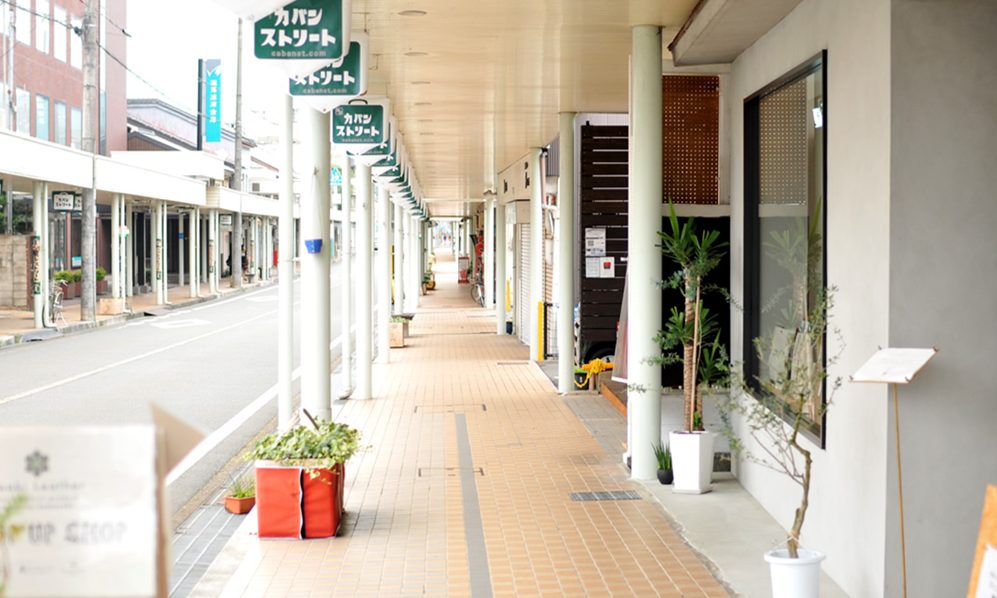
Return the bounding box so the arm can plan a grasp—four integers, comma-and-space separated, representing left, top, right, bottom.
668, 430, 714, 494
764, 548, 825, 598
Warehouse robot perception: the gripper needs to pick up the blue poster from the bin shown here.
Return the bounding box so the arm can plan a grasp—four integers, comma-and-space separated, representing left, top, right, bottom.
205, 59, 222, 143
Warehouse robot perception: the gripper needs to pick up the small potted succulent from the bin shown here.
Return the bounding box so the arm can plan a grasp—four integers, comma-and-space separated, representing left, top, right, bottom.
248, 411, 361, 539
653, 442, 673, 485
223, 473, 256, 515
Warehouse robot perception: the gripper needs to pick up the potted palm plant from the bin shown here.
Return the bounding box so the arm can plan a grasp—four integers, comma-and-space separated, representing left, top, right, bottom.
656, 201, 727, 494
248, 411, 360, 539
223, 473, 256, 515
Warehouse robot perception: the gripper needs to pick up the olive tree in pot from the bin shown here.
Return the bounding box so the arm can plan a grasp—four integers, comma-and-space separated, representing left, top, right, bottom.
655, 202, 727, 494
721, 287, 841, 598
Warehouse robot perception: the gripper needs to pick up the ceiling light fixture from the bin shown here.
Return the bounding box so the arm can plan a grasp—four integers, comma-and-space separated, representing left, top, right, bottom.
411, 81, 431, 85
415, 102, 432, 106
398, 10, 427, 16
404, 51, 428, 57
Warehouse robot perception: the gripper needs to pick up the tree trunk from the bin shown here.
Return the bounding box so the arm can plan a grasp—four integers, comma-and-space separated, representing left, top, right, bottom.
683, 277, 695, 432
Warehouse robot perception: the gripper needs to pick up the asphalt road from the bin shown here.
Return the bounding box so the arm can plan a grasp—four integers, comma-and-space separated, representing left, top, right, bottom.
0, 258, 357, 515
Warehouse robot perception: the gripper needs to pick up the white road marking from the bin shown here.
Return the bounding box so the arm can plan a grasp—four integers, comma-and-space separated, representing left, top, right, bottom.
151, 318, 211, 330
0, 310, 274, 407
166, 327, 354, 486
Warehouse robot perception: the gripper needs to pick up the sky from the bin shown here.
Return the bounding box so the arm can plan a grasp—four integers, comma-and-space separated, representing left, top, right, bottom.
125, 0, 290, 141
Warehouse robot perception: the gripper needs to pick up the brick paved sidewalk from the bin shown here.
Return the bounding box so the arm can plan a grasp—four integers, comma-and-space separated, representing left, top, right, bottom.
192, 253, 730, 598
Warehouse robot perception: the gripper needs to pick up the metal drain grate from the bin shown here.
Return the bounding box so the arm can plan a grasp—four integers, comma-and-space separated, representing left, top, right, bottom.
418, 467, 484, 478
413, 404, 487, 414
496, 361, 530, 366
570, 490, 642, 502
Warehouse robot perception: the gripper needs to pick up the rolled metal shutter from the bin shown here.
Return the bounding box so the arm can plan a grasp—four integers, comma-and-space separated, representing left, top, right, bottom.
516, 223, 531, 345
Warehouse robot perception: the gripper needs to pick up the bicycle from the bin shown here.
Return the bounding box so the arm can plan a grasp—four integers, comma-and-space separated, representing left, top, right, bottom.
470, 273, 485, 307
49, 280, 67, 327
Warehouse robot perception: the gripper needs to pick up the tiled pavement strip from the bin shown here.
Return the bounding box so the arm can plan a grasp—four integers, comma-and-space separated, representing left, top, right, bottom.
192, 251, 731, 598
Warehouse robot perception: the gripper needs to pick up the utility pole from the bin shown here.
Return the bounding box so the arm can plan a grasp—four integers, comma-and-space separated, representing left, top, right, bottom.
80, 0, 98, 321
231, 18, 244, 288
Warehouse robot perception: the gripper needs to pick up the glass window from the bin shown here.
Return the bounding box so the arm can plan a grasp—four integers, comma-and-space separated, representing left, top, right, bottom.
70, 17, 82, 68
70, 107, 82, 149
53, 100, 66, 145
743, 53, 827, 441
35, 94, 49, 140
53, 6, 67, 62
16, 88, 31, 134
15, 1, 32, 46
35, 0, 49, 54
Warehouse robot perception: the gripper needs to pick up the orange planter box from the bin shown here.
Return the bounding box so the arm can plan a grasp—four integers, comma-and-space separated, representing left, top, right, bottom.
255, 462, 344, 539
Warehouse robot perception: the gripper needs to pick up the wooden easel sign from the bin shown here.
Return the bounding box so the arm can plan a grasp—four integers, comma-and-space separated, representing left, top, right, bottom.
969, 485, 997, 598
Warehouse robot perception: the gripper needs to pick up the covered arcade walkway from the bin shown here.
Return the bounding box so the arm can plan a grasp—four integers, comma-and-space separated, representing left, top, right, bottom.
192, 249, 730, 598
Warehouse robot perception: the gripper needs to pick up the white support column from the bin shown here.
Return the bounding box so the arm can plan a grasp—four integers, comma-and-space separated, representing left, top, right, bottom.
402, 213, 413, 312
162, 204, 170, 303
199, 211, 207, 285
208, 210, 217, 295
110, 194, 121, 300
484, 196, 495, 307
126, 202, 134, 298
41, 184, 50, 325
558, 112, 577, 394
278, 94, 295, 432
529, 148, 543, 362
355, 162, 373, 400
393, 202, 404, 315
155, 202, 164, 305
376, 184, 391, 363
188, 210, 197, 297
178, 210, 185, 289
628, 25, 664, 481
339, 156, 353, 398
495, 201, 507, 335
32, 182, 44, 328
300, 107, 332, 421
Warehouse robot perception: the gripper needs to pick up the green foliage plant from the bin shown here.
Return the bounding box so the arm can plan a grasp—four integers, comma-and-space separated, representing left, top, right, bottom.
95, 267, 106, 281
0, 493, 27, 597
652, 443, 672, 471
248, 414, 361, 479
721, 288, 841, 559
656, 200, 728, 432
227, 473, 255, 499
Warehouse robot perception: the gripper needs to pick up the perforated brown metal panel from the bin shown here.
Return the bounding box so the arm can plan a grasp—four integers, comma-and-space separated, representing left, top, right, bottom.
662, 75, 719, 205
759, 78, 809, 205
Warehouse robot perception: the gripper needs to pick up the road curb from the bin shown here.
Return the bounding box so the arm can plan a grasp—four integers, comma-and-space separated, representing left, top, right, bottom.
6, 280, 278, 348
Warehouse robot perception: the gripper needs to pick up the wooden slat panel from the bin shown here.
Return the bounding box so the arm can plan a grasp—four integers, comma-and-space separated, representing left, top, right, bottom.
581, 163, 628, 176
581, 315, 620, 329
581, 279, 626, 291
581, 302, 625, 316
581, 125, 628, 138
581, 202, 629, 215
581, 149, 628, 162
584, 329, 618, 343
582, 215, 628, 226
582, 189, 627, 201
581, 175, 628, 189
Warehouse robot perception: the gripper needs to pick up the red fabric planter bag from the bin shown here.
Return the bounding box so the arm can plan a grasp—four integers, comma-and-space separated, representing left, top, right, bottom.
301, 464, 344, 538
255, 464, 303, 539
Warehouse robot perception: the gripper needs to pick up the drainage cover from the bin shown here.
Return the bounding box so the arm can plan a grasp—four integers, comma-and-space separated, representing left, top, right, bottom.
496, 361, 530, 366
570, 490, 641, 502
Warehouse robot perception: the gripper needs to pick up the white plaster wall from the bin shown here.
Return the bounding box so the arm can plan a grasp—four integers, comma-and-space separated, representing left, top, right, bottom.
726, 0, 891, 595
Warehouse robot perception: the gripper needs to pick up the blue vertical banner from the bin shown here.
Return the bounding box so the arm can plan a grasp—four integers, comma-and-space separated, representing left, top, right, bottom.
205, 59, 222, 143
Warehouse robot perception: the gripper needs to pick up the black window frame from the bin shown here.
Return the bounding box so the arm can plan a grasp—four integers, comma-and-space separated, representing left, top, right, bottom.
743, 50, 828, 447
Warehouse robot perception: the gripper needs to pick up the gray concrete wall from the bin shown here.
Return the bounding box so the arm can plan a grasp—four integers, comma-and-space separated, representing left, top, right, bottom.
727, 1, 893, 595
889, 2, 997, 595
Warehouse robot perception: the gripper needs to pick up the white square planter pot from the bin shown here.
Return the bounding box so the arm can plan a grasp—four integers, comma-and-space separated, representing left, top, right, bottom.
669, 430, 714, 494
